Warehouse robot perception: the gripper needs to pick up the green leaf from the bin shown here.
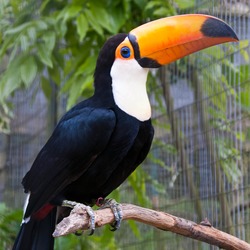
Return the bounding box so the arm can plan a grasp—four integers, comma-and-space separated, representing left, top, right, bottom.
76, 13, 88, 42
89, 2, 112, 33
145, 1, 160, 10
41, 76, 51, 99
235, 132, 245, 142
134, 0, 148, 9
241, 49, 249, 63
27, 26, 36, 42
108, 7, 126, 33
202, 46, 225, 60
239, 39, 249, 50
0, 36, 15, 58
153, 7, 171, 17
127, 220, 141, 239
33, 20, 48, 31
66, 77, 82, 109
0, 72, 21, 100
40, 0, 50, 12
75, 55, 97, 76
20, 34, 29, 51
240, 65, 249, 82
20, 56, 37, 87
240, 90, 250, 107
43, 31, 56, 51
4, 22, 31, 35
83, 9, 103, 36
128, 168, 149, 206
80, 74, 93, 93
48, 66, 61, 86
8, 43, 18, 64
37, 43, 53, 68
57, 5, 82, 22
174, 0, 195, 9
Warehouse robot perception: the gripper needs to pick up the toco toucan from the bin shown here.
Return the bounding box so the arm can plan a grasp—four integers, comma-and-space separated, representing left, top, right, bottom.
13, 14, 238, 250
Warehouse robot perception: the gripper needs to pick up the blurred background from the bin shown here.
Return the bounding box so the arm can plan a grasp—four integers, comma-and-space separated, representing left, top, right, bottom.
0, 0, 249, 249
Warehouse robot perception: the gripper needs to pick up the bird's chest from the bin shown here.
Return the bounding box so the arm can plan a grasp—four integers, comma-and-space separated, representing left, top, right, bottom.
97, 106, 152, 176
84, 106, 144, 172
107, 108, 141, 156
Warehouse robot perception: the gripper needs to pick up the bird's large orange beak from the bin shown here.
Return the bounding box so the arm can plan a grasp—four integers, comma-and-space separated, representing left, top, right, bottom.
128, 14, 238, 68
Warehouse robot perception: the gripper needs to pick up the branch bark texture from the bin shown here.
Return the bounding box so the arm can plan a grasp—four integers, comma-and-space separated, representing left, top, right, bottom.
53, 203, 250, 250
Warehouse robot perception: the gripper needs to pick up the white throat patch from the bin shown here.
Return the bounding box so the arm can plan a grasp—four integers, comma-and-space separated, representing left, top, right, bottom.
111, 59, 151, 121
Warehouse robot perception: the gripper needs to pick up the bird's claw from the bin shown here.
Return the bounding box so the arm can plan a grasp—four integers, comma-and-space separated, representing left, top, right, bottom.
98, 198, 123, 231
62, 200, 95, 235
85, 205, 95, 235
61, 198, 123, 234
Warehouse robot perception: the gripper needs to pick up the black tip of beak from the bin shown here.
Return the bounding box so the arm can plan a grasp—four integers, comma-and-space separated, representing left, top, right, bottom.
201, 18, 239, 41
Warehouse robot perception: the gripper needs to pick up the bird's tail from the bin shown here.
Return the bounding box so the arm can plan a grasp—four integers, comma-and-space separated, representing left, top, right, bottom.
12, 207, 57, 250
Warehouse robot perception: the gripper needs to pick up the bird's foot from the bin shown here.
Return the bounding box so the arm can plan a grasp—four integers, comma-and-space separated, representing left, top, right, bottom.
97, 198, 123, 231
62, 200, 95, 235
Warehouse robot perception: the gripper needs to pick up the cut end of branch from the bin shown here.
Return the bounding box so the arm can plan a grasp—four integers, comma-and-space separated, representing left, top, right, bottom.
53, 204, 92, 237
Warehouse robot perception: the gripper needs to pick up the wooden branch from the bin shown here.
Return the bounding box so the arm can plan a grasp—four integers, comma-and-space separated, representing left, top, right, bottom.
53, 203, 250, 250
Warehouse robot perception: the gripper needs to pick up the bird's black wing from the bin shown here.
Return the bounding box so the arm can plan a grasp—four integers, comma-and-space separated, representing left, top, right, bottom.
22, 107, 116, 217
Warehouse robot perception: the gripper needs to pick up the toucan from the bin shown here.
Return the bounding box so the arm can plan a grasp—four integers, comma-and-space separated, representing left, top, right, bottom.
13, 14, 238, 250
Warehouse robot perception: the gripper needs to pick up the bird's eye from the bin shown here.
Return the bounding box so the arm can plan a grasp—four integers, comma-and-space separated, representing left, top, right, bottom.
120, 46, 131, 58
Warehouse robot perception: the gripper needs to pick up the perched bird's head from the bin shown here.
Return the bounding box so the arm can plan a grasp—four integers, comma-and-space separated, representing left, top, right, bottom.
94, 14, 238, 121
